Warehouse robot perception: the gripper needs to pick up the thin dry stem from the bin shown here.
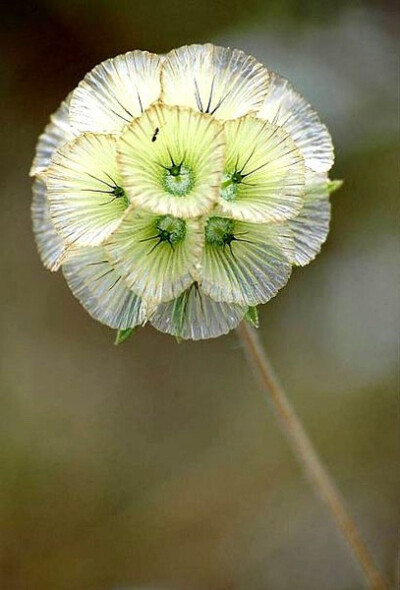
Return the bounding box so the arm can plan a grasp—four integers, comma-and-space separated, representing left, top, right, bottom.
237, 321, 390, 590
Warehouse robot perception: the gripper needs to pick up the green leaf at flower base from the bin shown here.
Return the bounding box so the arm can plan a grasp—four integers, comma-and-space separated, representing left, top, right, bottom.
114, 326, 141, 345
245, 306, 259, 328
327, 179, 344, 194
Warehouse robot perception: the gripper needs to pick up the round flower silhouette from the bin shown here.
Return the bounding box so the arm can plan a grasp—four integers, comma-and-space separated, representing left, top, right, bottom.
31, 43, 339, 341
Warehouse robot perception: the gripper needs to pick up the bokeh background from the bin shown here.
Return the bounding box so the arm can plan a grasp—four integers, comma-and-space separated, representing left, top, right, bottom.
0, 1, 398, 588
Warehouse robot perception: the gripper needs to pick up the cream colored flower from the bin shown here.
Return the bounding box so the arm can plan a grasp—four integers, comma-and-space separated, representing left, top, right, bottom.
45, 133, 128, 247
287, 169, 332, 266
104, 209, 203, 304
217, 115, 305, 222
150, 283, 247, 341
29, 94, 78, 177
63, 247, 148, 329
117, 103, 225, 218
161, 44, 269, 120
258, 72, 334, 173
31, 43, 340, 341
31, 176, 67, 270
69, 50, 163, 134
200, 216, 293, 306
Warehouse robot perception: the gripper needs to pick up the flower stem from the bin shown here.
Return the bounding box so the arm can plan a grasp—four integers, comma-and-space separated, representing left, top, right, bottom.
237, 321, 390, 590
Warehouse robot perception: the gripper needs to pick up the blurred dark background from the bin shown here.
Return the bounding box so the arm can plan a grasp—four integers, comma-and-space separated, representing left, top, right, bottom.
0, 1, 399, 588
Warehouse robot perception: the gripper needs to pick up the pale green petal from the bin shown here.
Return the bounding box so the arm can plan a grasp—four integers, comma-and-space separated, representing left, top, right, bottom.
69, 51, 163, 133
105, 209, 203, 303
258, 73, 334, 173
289, 170, 331, 266
217, 116, 305, 223
161, 43, 269, 120
62, 247, 147, 329
31, 176, 67, 271
117, 103, 225, 218
151, 284, 246, 340
29, 94, 78, 177
200, 217, 293, 306
45, 134, 128, 247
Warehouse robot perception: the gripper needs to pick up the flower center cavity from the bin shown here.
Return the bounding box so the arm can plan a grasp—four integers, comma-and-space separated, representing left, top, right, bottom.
205, 216, 251, 256
205, 216, 236, 247
142, 215, 186, 251
220, 170, 245, 202
162, 160, 195, 197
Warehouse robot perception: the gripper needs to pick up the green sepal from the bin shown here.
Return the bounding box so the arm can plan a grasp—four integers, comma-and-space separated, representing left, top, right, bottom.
244, 306, 259, 328
114, 326, 141, 345
327, 179, 343, 194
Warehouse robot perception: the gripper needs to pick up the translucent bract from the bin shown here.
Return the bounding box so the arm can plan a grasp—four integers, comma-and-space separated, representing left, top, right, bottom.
31, 44, 337, 341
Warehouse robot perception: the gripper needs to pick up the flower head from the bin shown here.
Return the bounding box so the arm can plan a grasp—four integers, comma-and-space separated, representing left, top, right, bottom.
31, 43, 340, 341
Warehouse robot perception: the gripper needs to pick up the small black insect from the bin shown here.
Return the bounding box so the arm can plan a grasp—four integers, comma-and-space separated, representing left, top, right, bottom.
152, 127, 159, 142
